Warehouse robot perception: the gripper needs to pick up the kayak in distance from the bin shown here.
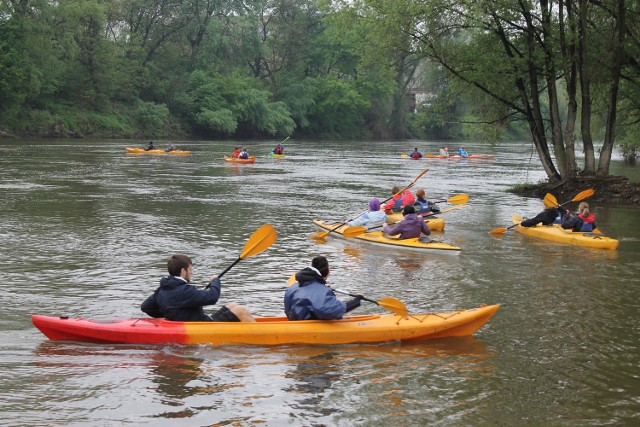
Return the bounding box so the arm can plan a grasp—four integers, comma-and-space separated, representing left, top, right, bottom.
31, 304, 499, 345
224, 155, 257, 164
312, 220, 461, 253
125, 147, 191, 155
423, 153, 496, 160
268, 153, 286, 158
511, 215, 619, 250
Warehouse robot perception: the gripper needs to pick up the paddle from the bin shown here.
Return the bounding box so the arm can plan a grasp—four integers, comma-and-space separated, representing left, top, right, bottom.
205, 224, 277, 288
429, 193, 469, 205
310, 167, 430, 241
488, 188, 595, 235
286, 274, 407, 316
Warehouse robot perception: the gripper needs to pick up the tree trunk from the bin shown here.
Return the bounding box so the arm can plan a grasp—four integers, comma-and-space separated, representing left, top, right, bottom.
598, 0, 625, 176
578, 0, 596, 174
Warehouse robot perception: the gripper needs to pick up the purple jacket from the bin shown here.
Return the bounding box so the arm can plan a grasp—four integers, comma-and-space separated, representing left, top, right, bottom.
383, 213, 431, 239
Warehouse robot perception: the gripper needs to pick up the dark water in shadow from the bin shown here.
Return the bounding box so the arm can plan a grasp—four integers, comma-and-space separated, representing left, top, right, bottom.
1, 139, 638, 426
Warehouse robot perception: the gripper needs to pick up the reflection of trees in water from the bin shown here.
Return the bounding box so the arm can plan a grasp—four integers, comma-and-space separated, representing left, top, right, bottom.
150, 352, 206, 400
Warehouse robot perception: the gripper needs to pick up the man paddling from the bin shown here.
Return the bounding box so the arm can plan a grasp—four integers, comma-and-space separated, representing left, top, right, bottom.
141, 254, 255, 322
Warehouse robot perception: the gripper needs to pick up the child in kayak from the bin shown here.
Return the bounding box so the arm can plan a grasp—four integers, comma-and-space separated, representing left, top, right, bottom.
239, 147, 249, 159
383, 186, 416, 213
348, 198, 387, 228
285, 256, 363, 320
561, 202, 597, 232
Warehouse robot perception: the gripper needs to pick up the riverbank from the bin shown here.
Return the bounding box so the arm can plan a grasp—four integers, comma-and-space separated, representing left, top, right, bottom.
512, 176, 640, 205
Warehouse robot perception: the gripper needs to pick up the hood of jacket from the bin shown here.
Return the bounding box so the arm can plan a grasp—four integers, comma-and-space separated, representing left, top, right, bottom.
295, 267, 326, 286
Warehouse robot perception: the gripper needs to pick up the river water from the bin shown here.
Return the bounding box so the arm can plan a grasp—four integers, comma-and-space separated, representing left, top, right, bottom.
1, 139, 638, 426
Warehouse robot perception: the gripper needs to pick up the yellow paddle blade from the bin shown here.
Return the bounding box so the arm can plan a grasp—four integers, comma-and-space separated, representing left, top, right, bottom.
573, 188, 595, 202
287, 273, 297, 286
447, 194, 469, 204
400, 153, 408, 158
378, 297, 408, 317
310, 230, 330, 241
342, 226, 368, 238
239, 224, 277, 259
543, 193, 558, 207
488, 227, 508, 235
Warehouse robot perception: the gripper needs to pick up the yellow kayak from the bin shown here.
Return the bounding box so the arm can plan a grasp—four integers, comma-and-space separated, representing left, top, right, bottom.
125, 147, 191, 155
31, 304, 498, 345
313, 220, 461, 253
512, 215, 619, 250
386, 213, 445, 231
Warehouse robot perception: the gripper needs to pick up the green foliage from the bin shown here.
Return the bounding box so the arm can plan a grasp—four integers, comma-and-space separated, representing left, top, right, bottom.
135, 101, 170, 137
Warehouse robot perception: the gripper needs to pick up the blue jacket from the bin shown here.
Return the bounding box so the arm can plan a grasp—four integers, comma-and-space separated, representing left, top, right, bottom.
348, 210, 387, 228
141, 276, 222, 321
284, 268, 347, 320
383, 213, 431, 239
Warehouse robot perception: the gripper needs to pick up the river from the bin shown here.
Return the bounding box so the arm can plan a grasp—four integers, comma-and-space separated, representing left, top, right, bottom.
1, 139, 638, 426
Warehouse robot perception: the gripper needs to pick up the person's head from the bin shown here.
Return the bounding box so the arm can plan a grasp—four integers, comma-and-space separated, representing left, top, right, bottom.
461, 145, 464, 148
416, 189, 426, 199
242, 146, 247, 151
311, 256, 330, 279
414, 147, 418, 151
167, 254, 193, 281
402, 205, 415, 216
445, 146, 449, 151
578, 201, 590, 216
391, 186, 400, 195
369, 197, 381, 211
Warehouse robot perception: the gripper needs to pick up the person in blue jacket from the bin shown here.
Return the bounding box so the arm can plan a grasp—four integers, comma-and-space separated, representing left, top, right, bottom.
347, 197, 387, 228
410, 147, 423, 159
141, 254, 255, 322
284, 256, 363, 320
458, 146, 469, 157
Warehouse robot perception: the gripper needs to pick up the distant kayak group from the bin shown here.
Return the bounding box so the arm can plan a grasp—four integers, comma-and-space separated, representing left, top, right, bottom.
402, 146, 495, 160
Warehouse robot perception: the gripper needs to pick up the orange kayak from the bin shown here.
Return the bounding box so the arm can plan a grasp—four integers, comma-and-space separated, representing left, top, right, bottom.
224, 155, 256, 164
125, 147, 191, 155
31, 304, 499, 345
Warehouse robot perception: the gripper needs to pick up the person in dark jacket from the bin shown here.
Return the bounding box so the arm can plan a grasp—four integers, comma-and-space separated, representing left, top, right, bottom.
383, 205, 431, 239
141, 254, 255, 322
284, 256, 363, 321
520, 205, 567, 227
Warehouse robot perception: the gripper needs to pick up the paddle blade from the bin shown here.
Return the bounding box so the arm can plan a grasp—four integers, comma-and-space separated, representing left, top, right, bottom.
488, 227, 508, 235
310, 230, 330, 241
378, 297, 408, 317
447, 194, 469, 204
287, 273, 297, 286
342, 226, 368, 238
573, 188, 595, 202
239, 224, 277, 259
543, 193, 558, 207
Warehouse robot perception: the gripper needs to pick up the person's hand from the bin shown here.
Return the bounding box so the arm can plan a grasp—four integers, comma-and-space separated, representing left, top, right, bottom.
209, 274, 219, 283
353, 294, 364, 301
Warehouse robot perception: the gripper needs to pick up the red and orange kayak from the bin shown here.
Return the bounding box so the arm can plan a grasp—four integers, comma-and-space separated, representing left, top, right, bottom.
31, 304, 498, 345
224, 155, 256, 164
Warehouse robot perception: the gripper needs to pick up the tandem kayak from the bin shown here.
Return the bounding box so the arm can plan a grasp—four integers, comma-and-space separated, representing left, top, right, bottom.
31, 304, 498, 345
511, 215, 619, 250
125, 147, 191, 155
224, 155, 256, 164
313, 220, 461, 253
385, 213, 445, 231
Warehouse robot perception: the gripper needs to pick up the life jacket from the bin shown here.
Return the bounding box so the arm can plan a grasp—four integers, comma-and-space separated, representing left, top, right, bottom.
578, 212, 596, 231
410, 151, 422, 159
413, 198, 431, 214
